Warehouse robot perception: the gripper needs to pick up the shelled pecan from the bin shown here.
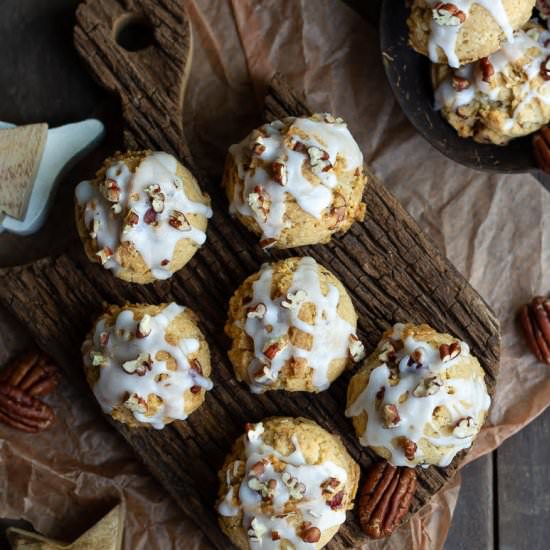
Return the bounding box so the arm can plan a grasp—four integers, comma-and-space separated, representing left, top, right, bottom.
0, 350, 59, 396
519, 296, 550, 365
533, 127, 550, 174
358, 461, 417, 539
0, 385, 55, 433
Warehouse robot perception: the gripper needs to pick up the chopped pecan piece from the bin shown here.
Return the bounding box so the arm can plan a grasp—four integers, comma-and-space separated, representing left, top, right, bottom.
300, 523, 321, 543
358, 462, 417, 539
479, 57, 495, 83
432, 3, 466, 26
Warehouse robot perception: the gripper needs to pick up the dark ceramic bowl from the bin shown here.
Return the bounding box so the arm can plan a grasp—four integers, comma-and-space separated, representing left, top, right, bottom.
379, 0, 550, 191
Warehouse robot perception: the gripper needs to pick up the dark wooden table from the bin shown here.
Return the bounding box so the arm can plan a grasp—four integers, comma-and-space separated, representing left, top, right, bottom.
0, 1, 548, 549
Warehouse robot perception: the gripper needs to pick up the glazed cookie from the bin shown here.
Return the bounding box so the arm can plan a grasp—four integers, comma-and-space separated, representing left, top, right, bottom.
82, 302, 213, 429
216, 417, 360, 550
407, 0, 535, 68
75, 150, 212, 284
434, 23, 550, 145
223, 113, 366, 249
346, 323, 491, 467
225, 257, 364, 393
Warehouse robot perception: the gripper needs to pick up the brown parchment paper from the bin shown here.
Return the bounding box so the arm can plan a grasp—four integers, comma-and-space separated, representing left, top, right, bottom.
1, 0, 549, 548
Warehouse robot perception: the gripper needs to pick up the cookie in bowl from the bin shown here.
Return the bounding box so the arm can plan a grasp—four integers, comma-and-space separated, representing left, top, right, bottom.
216, 417, 360, 549
82, 302, 213, 429
407, 0, 535, 68
75, 150, 212, 284
225, 256, 365, 393
433, 22, 550, 145
223, 113, 366, 249
346, 323, 491, 467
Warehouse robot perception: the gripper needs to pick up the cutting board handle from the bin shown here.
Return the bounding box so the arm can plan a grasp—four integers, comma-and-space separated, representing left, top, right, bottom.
74, 0, 194, 167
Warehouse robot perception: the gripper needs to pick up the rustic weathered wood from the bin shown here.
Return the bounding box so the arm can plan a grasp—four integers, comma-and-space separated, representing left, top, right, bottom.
0, 123, 48, 219
497, 409, 550, 549
444, 455, 494, 550
0, 1, 500, 548
73, 0, 195, 171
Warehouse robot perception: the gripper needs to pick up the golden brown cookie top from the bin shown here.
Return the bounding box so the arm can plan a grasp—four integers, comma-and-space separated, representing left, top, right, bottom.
226, 257, 364, 393
346, 323, 491, 467
217, 417, 359, 549
226, 113, 365, 249
434, 22, 550, 144
75, 150, 212, 282
408, 0, 535, 68
82, 302, 213, 429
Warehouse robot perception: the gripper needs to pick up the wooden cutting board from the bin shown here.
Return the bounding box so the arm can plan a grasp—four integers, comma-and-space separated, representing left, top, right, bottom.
0, 0, 500, 548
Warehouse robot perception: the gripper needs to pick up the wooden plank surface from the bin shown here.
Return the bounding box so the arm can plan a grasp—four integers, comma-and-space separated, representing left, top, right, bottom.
497, 409, 550, 550
445, 455, 494, 550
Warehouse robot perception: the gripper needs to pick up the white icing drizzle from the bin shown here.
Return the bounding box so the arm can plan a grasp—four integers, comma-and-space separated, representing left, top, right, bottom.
243, 257, 360, 393
346, 324, 491, 467
75, 152, 212, 280
85, 303, 213, 429
229, 114, 363, 244
427, 0, 514, 68
435, 24, 550, 132
217, 422, 348, 549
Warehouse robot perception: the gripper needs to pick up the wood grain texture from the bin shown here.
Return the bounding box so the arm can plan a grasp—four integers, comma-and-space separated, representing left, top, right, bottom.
497, 410, 550, 550
0, 1, 500, 548
0, 123, 47, 219
445, 455, 494, 550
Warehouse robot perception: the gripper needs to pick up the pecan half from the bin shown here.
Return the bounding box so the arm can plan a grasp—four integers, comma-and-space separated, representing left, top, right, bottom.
358, 461, 417, 539
519, 296, 550, 365
533, 126, 550, 174
0, 385, 55, 432
0, 350, 58, 397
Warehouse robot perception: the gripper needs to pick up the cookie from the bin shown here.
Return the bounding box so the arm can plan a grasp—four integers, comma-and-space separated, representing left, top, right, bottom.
223, 113, 366, 249
75, 150, 212, 284
434, 22, 550, 144
225, 257, 364, 393
216, 417, 360, 549
346, 323, 491, 467
82, 302, 213, 429
408, 0, 535, 68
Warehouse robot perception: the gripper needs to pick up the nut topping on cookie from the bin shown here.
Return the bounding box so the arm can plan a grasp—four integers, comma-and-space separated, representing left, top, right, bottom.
247, 303, 267, 319
100, 178, 121, 202
136, 314, 152, 338
453, 416, 477, 438
451, 75, 471, 91
300, 523, 321, 543
281, 289, 308, 310
124, 392, 147, 413
168, 210, 191, 231
248, 186, 271, 221
480, 57, 495, 83
382, 404, 401, 428
272, 160, 287, 186
349, 334, 366, 362
122, 353, 152, 376
96, 246, 113, 265
432, 3, 466, 26
263, 338, 287, 360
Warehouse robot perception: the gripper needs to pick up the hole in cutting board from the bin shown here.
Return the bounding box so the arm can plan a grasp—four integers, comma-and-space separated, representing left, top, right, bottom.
115, 14, 155, 52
